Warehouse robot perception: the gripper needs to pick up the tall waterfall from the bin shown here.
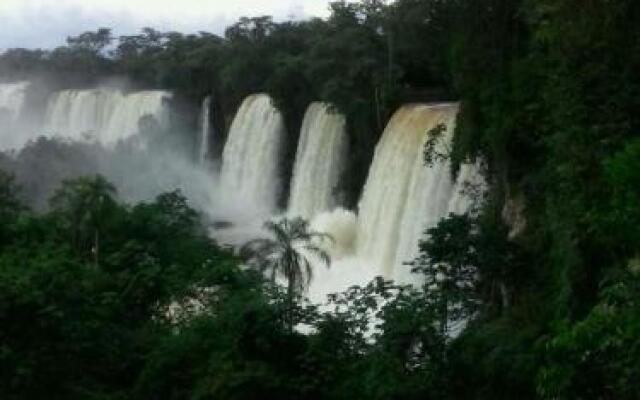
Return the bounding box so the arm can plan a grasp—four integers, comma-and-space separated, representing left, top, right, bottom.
199, 96, 213, 165
288, 102, 348, 219
0, 81, 31, 150
0, 81, 29, 120
356, 103, 479, 284
219, 94, 285, 215
44, 89, 171, 145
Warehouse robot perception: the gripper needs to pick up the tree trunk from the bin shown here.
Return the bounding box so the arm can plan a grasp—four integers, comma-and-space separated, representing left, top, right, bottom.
286, 280, 294, 333
93, 228, 99, 268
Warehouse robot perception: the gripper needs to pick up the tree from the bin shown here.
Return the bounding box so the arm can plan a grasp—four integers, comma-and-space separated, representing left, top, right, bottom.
537, 263, 640, 399
411, 211, 517, 336
66, 28, 113, 54
49, 28, 115, 85
49, 175, 118, 266
241, 217, 331, 329
225, 16, 276, 42
0, 170, 22, 247
0, 170, 20, 221
0, 176, 247, 399
367, 284, 450, 399
410, 214, 481, 337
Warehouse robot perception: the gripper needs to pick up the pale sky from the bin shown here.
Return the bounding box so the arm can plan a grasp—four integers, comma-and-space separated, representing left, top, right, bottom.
0, 0, 334, 49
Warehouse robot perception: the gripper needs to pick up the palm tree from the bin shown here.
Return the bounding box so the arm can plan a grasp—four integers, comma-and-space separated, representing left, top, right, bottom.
241, 217, 332, 328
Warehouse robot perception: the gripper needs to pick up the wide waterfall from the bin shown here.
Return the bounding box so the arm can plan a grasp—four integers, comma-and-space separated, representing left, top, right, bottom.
0, 82, 485, 300
355, 103, 480, 284
44, 89, 171, 145
288, 102, 348, 219
199, 96, 213, 165
219, 94, 285, 215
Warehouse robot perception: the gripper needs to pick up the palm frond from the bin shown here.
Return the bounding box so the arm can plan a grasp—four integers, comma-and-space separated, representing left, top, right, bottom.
300, 256, 313, 287
303, 244, 331, 267
242, 217, 333, 293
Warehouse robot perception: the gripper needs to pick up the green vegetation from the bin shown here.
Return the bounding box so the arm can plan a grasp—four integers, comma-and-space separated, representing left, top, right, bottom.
241, 217, 331, 330
0, 175, 450, 399
1, 0, 640, 398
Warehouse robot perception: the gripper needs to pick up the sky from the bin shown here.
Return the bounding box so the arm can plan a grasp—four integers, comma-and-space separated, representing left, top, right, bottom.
0, 0, 334, 49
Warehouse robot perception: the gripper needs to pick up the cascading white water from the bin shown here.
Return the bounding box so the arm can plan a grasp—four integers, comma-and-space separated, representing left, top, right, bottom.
44, 89, 119, 141
102, 90, 171, 143
356, 103, 479, 284
306, 208, 377, 304
288, 102, 348, 220
311, 207, 358, 260
199, 96, 212, 165
44, 88, 171, 145
209, 97, 484, 305
305, 103, 484, 303
391, 104, 459, 284
0, 81, 29, 120
0, 81, 31, 150
219, 94, 285, 215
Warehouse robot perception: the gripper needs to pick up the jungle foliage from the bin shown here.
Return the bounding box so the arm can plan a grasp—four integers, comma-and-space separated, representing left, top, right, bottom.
1, 0, 639, 398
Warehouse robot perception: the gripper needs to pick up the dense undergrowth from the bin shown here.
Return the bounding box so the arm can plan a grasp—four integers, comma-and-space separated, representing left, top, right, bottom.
1, 0, 640, 398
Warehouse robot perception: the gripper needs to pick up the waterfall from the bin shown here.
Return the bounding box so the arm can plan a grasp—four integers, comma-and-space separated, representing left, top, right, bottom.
45, 89, 119, 141
307, 208, 375, 304
0, 81, 29, 120
288, 102, 348, 219
356, 103, 476, 284
102, 90, 171, 143
0, 81, 30, 150
219, 94, 285, 215
44, 88, 171, 145
391, 105, 459, 284
199, 96, 213, 165
212, 98, 483, 300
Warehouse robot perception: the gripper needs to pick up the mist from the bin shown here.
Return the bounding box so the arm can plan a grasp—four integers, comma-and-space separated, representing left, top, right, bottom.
0, 78, 223, 224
